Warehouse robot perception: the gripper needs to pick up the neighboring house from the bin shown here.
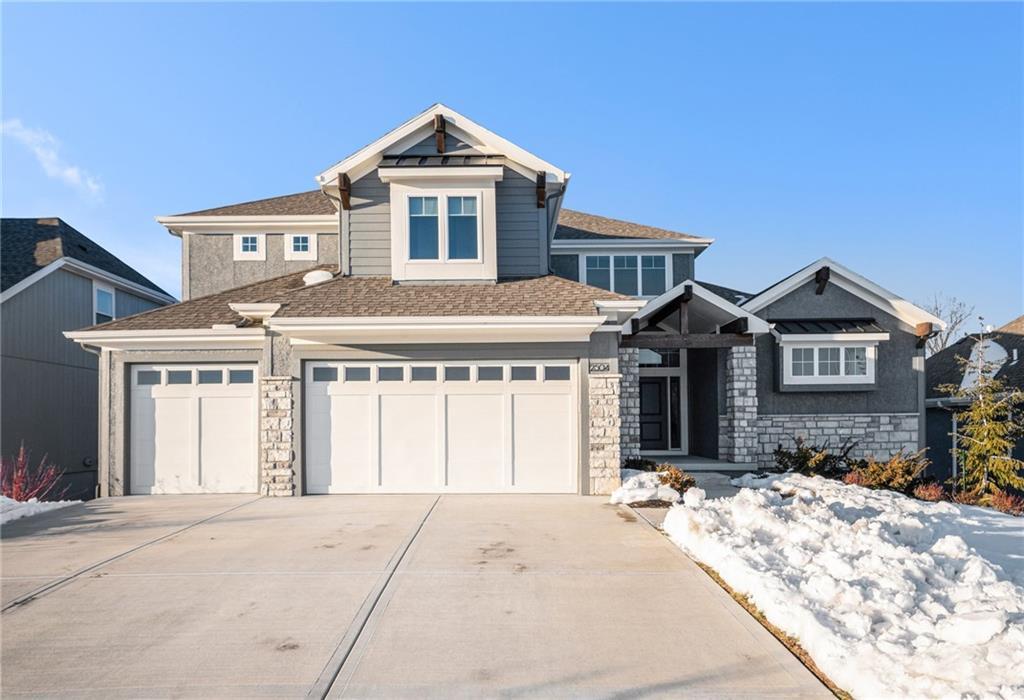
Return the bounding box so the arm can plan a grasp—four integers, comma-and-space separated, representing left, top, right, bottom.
65, 104, 943, 498
925, 315, 1024, 483
1, 218, 175, 498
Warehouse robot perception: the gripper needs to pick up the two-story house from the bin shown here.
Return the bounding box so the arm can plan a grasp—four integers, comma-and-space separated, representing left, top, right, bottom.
2, 218, 175, 498
67, 104, 944, 497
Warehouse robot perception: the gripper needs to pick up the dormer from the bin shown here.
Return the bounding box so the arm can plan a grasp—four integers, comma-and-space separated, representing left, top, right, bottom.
317, 104, 568, 283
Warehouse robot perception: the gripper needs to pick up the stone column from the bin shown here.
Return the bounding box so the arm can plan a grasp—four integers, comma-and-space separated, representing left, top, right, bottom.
618, 347, 641, 460
260, 376, 295, 496
588, 371, 622, 495
719, 346, 758, 464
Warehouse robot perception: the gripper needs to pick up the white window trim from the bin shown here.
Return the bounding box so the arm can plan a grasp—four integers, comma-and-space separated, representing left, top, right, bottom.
93, 281, 116, 323
781, 341, 877, 385
233, 233, 266, 261
405, 191, 483, 264
581, 254, 670, 298
284, 233, 318, 261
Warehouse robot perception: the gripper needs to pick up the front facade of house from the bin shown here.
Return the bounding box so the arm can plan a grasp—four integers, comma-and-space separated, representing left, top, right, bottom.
67, 105, 943, 497
2, 218, 175, 498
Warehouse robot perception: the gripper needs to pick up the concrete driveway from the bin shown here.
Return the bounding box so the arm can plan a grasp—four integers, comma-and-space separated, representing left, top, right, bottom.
1, 495, 827, 698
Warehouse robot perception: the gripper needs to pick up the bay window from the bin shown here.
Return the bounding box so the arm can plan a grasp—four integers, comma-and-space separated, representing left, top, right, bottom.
584, 254, 668, 297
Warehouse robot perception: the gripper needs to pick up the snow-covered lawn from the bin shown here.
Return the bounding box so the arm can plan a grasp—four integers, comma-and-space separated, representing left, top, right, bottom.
662, 473, 1024, 700
609, 468, 680, 505
1, 495, 79, 525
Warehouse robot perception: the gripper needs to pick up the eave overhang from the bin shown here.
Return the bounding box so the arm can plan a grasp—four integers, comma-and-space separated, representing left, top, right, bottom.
155, 215, 339, 237
63, 327, 267, 351
267, 315, 605, 345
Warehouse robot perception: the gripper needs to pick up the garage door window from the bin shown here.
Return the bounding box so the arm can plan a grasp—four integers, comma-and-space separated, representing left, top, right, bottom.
511, 366, 537, 381
312, 367, 337, 382
378, 367, 404, 382
478, 366, 503, 381
544, 366, 571, 381
445, 366, 470, 381
411, 366, 437, 382
137, 370, 161, 385
345, 367, 371, 382
167, 370, 192, 385
229, 369, 254, 384
198, 370, 222, 384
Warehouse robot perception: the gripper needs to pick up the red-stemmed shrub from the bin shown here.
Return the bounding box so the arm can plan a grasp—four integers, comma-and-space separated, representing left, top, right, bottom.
912, 482, 946, 502
982, 490, 1024, 516
1, 444, 66, 502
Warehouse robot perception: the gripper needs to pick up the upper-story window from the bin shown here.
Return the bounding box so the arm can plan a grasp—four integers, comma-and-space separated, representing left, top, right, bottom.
94, 282, 115, 324
584, 254, 667, 297
408, 194, 480, 262
233, 233, 266, 261
284, 233, 317, 261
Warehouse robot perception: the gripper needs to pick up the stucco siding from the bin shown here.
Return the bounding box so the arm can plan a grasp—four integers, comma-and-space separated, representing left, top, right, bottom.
551, 254, 579, 281
672, 253, 694, 286
187, 232, 340, 298
349, 171, 392, 276
751, 280, 922, 415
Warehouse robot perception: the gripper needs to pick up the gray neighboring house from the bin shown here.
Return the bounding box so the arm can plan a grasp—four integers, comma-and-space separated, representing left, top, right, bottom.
2, 218, 175, 498
65, 103, 944, 498
925, 315, 1024, 484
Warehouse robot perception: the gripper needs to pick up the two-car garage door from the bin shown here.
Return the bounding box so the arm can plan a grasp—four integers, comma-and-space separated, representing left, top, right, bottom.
305, 361, 578, 494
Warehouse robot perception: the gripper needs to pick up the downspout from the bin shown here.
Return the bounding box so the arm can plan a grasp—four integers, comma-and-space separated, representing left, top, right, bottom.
321, 187, 346, 276
544, 178, 569, 274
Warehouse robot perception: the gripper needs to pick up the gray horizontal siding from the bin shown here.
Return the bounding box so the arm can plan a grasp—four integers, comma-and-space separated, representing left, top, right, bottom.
349, 171, 391, 276
496, 168, 544, 277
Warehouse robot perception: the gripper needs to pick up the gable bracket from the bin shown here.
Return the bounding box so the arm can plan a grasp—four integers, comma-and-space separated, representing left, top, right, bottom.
536, 172, 546, 208
434, 114, 446, 153
815, 266, 831, 295
915, 321, 937, 350
338, 173, 351, 211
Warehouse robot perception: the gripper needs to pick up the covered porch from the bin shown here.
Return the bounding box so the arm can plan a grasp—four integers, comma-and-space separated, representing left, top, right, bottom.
619, 282, 770, 464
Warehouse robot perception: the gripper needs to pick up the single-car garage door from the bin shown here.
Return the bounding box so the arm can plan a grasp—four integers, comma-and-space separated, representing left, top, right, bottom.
305, 361, 578, 494
129, 364, 259, 494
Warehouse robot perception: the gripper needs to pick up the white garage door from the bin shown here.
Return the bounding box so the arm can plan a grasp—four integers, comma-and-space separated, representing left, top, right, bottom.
305, 361, 578, 494
129, 364, 259, 494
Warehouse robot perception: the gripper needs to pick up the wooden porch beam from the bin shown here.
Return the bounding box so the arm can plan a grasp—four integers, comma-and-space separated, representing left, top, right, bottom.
720, 317, 748, 334
434, 114, 446, 153
643, 284, 692, 330
338, 173, 351, 211
621, 333, 754, 349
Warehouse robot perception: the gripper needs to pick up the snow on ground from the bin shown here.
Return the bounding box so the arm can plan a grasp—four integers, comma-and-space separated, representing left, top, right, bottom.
1, 496, 79, 525
664, 473, 1024, 700
609, 469, 680, 505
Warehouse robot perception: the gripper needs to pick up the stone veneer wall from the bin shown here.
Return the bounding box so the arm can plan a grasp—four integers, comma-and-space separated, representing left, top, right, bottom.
719, 346, 759, 463
618, 348, 641, 460
588, 372, 622, 495
754, 413, 920, 469
260, 376, 295, 496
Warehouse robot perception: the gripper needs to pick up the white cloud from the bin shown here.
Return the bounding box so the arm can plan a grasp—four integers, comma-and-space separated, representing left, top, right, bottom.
2, 118, 103, 199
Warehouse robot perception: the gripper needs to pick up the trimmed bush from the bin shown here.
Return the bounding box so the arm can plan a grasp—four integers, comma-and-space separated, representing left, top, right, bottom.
622, 456, 658, 472
772, 436, 856, 479
912, 482, 946, 502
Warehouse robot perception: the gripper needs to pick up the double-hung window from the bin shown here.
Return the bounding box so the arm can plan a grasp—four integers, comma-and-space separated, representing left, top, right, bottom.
784, 344, 875, 385
408, 194, 479, 262
584, 254, 667, 297
94, 282, 115, 324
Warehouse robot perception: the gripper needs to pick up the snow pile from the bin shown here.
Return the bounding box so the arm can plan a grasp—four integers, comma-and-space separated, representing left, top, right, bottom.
1, 495, 79, 525
663, 473, 1024, 699
609, 469, 680, 505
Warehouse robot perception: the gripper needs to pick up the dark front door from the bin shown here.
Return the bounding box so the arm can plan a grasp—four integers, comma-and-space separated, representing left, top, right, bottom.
639, 377, 668, 451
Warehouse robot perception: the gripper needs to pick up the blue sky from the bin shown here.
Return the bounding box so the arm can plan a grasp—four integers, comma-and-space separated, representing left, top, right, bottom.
3, 2, 1021, 327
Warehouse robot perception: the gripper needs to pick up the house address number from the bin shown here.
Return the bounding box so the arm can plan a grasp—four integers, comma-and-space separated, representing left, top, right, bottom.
589, 362, 611, 373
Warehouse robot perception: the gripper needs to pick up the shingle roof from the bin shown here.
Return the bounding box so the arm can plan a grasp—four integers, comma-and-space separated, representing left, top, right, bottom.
555, 209, 708, 242
927, 320, 1024, 399
1, 218, 170, 296
696, 280, 752, 306
173, 190, 337, 217
771, 318, 885, 335
83, 270, 631, 332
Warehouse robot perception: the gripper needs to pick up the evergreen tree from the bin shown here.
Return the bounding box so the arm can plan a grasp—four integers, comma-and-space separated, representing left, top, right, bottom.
939, 322, 1024, 496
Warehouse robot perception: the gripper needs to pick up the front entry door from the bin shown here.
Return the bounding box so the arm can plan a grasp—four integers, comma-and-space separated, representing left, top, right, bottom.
639, 377, 669, 451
